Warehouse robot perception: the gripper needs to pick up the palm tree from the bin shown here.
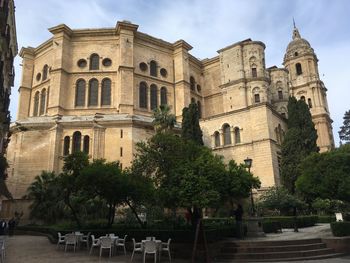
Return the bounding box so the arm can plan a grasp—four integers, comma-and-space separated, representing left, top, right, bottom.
152, 105, 176, 133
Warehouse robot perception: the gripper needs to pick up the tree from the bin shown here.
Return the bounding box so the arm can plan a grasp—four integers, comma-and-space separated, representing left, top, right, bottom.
181, 103, 203, 145
152, 105, 176, 133
26, 171, 65, 223
296, 144, 350, 203
0, 154, 12, 199
281, 96, 319, 194
339, 110, 350, 144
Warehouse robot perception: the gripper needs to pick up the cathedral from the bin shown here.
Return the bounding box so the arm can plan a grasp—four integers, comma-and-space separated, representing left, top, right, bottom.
4, 21, 334, 216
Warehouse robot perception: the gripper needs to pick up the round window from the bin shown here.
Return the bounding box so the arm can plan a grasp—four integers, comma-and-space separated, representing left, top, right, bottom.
160, 68, 168, 77
139, 62, 148, 71
102, 58, 112, 67
36, 73, 41, 81
77, 59, 87, 68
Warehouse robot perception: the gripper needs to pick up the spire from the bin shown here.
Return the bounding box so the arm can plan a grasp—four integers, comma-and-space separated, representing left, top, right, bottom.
292, 19, 301, 40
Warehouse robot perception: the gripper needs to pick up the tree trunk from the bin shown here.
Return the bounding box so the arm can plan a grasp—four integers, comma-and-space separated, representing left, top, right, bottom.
65, 197, 81, 228
125, 199, 146, 228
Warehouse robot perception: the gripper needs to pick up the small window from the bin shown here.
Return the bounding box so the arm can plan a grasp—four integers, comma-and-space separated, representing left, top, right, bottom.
63, 136, 70, 156
139, 82, 148, 108
281, 113, 286, 118
234, 127, 241, 144
160, 87, 167, 105
83, 135, 90, 154
90, 53, 99, 70
294, 52, 298, 57
197, 84, 201, 93
252, 67, 257, 78
77, 59, 87, 68
42, 65, 49, 81
214, 131, 220, 147
75, 79, 86, 107
139, 62, 148, 71
88, 79, 98, 106
39, 89, 46, 115
278, 90, 283, 100
150, 84, 158, 110
300, 96, 305, 101
120, 129, 123, 138
191, 97, 195, 104
120, 147, 123, 157
101, 78, 111, 106
72, 131, 81, 153
254, 94, 260, 103
223, 124, 231, 145
36, 73, 41, 81
150, 60, 157, 77
296, 63, 302, 75
308, 98, 313, 108
190, 76, 195, 90
33, 91, 39, 116
102, 58, 112, 67
160, 68, 167, 77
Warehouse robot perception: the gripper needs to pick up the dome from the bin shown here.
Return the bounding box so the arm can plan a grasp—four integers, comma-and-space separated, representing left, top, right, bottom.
284, 27, 315, 62
286, 37, 311, 53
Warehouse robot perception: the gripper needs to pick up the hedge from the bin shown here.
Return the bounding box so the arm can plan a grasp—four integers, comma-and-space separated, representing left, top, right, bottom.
317, 215, 336, 223
262, 221, 282, 233
263, 215, 318, 228
330, 221, 350, 237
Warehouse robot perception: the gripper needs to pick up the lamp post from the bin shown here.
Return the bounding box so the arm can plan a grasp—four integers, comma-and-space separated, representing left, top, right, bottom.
244, 157, 255, 217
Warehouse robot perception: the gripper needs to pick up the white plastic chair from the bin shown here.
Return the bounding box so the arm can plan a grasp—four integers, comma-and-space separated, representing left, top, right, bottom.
99, 237, 112, 258
146, 236, 155, 241
130, 238, 143, 262
89, 235, 100, 255
160, 238, 172, 262
143, 240, 157, 263
116, 234, 127, 255
64, 234, 77, 252
335, 213, 343, 222
0, 240, 5, 263
56, 232, 65, 248
80, 232, 91, 249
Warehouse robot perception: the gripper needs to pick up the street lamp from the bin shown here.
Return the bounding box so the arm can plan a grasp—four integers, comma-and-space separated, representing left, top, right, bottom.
244, 157, 255, 216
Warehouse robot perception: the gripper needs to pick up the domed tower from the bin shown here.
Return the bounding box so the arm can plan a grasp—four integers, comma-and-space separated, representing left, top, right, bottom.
283, 25, 334, 152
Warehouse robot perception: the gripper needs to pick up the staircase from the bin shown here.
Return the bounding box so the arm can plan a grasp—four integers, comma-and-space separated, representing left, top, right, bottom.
215, 238, 344, 262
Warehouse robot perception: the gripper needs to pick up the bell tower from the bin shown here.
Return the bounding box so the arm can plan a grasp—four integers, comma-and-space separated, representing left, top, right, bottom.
283, 25, 334, 152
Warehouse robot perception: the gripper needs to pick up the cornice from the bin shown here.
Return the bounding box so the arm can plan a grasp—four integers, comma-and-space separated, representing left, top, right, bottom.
48, 24, 73, 37
217, 39, 266, 53
202, 56, 220, 67
173, 39, 193, 51
116, 21, 139, 34
136, 32, 173, 50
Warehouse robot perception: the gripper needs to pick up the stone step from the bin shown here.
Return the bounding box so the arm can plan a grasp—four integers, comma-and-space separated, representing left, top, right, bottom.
221, 242, 327, 253
215, 252, 345, 262
217, 247, 335, 260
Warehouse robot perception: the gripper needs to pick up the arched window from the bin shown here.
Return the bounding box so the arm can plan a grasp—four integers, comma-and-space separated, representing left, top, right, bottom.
90, 53, 99, 70
88, 78, 98, 106
191, 97, 195, 104
139, 82, 148, 108
190, 76, 195, 90
42, 64, 48, 81
278, 90, 283, 100
251, 66, 257, 78
72, 131, 81, 153
254, 94, 260, 103
234, 127, 241, 144
63, 136, 70, 156
83, 135, 90, 154
214, 131, 220, 147
33, 91, 39, 116
75, 79, 86, 107
39, 89, 46, 115
101, 78, 111, 106
300, 95, 305, 102
160, 87, 167, 105
223, 124, 231, 145
150, 60, 157, 77
150, 84, 158, 110
296, 63, 302, 75
197, 100, 202, 119
308, 98, 313, 108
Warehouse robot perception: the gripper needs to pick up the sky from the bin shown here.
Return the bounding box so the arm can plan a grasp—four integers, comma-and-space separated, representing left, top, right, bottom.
12, 0, 350, 146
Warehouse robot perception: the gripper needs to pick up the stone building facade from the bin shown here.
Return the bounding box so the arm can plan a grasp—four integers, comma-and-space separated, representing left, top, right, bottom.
5, 21, 334, 206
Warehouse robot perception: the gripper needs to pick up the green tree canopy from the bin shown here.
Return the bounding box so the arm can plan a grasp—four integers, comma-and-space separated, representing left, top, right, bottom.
296, 144, 350, 203
181, 102, 203, 145
152, 104, 176, 133
339, 110, 350, 144
281, 96, 319, 194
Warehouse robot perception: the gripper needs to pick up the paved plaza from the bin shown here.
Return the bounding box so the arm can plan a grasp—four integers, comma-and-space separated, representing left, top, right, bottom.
3, 224, 350, 262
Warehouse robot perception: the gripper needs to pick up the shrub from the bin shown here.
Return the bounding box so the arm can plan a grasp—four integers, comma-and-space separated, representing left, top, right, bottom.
317, 215, 336, 223
331, 222, 350, 237
262, 221, 282, 233
263, 215, 318, 228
